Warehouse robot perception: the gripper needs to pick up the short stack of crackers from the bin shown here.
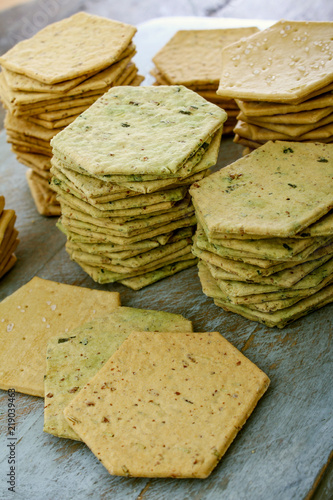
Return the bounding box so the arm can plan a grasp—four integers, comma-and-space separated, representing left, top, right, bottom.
0, 12, 143, 216
0, 195, 19, 279
190, 141, 333, 328
0, 279, 270, 478
50, 84, 227, 289
150, 28, 259, 135
217, 20, 333, 152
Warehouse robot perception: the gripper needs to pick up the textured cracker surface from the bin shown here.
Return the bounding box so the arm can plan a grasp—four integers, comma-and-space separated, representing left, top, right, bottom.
64, 331, 269, 478
0, 277, 120, 397
217, 20, 333, 102
51, 85, 226, 176
0, 12, 136, 84
190, 141, 333, 238
44, 306, 192, 440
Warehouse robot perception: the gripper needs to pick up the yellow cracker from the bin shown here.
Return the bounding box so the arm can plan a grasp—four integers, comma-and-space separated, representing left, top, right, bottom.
26, 169, 60, 216
0, 12, 136, 84
218, 20, 333, 103
44, 306, 192, 440
0, 277, 120, 396
64, 330, 269, 477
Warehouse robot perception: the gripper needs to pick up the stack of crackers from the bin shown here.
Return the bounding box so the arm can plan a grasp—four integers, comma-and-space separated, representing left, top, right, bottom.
150, 28, 258, 135
217, 20, 333, 152
0, 195, 19, 279
50, 85, 227, 289
190, 141, 333, 328
0, 12, 143, 216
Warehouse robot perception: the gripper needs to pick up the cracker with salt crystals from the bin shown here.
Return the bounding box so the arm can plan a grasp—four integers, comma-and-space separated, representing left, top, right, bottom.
152, 28, 259, 87
44, 306, 192, 441
0, 13, 136, 84
218, 20, 333, 103
50, 86, 226, 177
190, 141, 333, 238
63, 331, 269, 478
0, 277, 120, 397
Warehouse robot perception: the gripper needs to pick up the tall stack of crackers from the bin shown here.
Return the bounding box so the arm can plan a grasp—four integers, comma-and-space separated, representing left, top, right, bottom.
216, 20, 333, 152
50, 85, 227, 289
190, 141, 333, 328
150, 28, 258, 135
0, 12, 143, 216
0, 196, 19, 279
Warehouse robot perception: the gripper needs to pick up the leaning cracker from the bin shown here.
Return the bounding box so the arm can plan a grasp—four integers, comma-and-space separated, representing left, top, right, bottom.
44, 306, 192, 440
217, 20, 333, 103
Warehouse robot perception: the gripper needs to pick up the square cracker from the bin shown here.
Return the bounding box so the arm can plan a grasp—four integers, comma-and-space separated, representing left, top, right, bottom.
0, 277, 120, 397
217, 20, 333, 103
63, 331, 269, 478
0, 12, 136, 84
44, 306, 193, 440
190, 141, 333, 238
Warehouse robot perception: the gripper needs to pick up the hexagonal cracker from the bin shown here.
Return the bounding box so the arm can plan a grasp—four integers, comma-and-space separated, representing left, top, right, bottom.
189, 141, 333, 238
64, 330, 269, 478
217, 20, 333, 103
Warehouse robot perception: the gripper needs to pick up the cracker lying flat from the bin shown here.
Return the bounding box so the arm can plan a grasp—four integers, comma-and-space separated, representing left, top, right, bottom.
0, 12, 136, 84
217, 20, 333, 103
0, 277, 120, 397
51, 85, 226, 177
190, 141, 333, 238
44, 306, 192, 440
152, 28, 259, 86
64, 331, 269, 478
